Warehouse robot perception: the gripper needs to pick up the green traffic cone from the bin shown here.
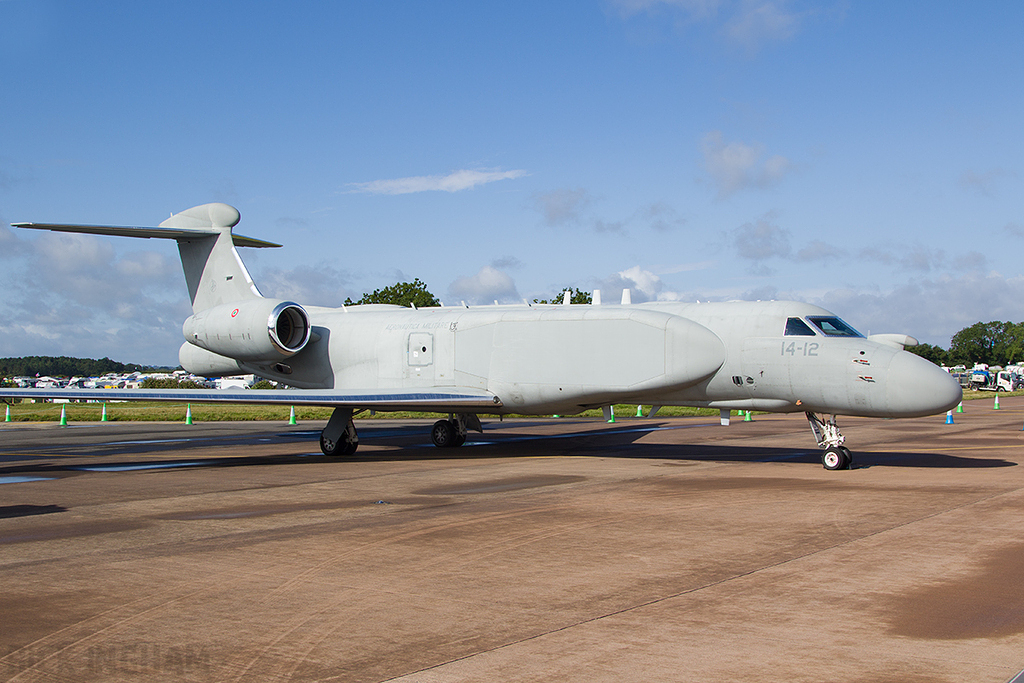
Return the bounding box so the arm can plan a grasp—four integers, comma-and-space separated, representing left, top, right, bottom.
635, 405, 643, 418
185, 404, 193, 425
5, 405, 10, 422
956, 401, 964, 413
994, 394, 1000, 410
743, 410, 752, 422
289, 405, 296, 425
59, 404, 67, 426
607, 406, 615, 423
101, 403, 108, 422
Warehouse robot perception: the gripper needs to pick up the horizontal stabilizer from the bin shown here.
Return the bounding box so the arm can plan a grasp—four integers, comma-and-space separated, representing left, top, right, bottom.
0, 387, 503, 412
11, 222, 281, 248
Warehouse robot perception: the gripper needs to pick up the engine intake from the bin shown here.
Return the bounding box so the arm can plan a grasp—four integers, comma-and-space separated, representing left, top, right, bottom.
182, 299, 311, 361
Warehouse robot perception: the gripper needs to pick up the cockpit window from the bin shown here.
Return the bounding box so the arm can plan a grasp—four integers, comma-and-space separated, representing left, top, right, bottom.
785, 317, 817, 336
807, 316, 863, 337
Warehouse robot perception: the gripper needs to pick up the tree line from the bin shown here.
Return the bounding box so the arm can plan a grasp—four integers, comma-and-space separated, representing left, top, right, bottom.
908, 321, 1024, 367
0, 356, 156, 378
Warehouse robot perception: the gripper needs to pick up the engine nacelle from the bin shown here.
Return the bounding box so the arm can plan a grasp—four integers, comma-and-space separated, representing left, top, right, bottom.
179, 343, 244, 377
182, 299, 311, 361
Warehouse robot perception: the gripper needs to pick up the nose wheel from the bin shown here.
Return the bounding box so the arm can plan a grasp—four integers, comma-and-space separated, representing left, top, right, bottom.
822, 445, 852, 471
806, 412, 852, 470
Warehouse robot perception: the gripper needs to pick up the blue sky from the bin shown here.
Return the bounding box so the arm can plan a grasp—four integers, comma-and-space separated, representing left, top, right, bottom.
1, 1, 1022, 366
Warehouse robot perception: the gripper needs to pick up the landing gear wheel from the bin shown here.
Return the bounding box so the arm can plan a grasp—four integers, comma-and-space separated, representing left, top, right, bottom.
320, 432, 358, 456
839, 446, 853, 467
452, 431, 466, 447
822, 447, 848, 471
320, 432, 338, 456
431, 419, 455, 448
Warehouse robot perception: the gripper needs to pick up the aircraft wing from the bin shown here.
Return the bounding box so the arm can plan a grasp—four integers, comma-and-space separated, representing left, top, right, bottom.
0, 387, 502, 412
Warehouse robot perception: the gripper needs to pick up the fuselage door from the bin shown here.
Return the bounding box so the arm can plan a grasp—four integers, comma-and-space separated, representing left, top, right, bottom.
406, 332, 435, 384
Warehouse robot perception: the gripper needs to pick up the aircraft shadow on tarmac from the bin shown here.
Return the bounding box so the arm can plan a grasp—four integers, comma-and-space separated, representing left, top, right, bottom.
0, 421, 1015, 475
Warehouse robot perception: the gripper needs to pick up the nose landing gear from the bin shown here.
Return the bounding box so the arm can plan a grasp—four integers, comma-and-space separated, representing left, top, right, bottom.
806, 412, 852, 470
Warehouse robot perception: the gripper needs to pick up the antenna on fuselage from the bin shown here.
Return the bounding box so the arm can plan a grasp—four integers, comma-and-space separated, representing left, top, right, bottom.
621, 289, 631, 305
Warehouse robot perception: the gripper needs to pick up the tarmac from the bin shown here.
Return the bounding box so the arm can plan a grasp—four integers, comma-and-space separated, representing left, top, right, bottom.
1, 398, 1023, 682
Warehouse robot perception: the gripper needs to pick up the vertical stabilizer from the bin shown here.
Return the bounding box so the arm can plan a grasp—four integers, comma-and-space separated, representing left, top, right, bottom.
12, 202, 281, 315
160, 203, 263, 312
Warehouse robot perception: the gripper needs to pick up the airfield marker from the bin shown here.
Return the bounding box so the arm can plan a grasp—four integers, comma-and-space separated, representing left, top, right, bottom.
994, 394, 1000, 410
744, 410, 752, 422
607, 405, 615, 423
289, 406, 296, 425
101, 403, 107, 422
635, 405, 643, 418
956, 401, 964, 413
59, 404, 67, 427
185, 404, 193, 425
5, 405, 9, 422
945, 410, 954, 424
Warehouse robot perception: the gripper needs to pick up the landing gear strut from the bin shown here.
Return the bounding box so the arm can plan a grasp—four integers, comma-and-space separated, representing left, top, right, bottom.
320, 407, 359, 456
430, 413, 482, 448
805, 412, 852, 470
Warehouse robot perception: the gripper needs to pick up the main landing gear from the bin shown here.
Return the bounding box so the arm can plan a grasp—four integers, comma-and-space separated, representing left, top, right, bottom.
805, 412, 853, 470
320, 407, 359, 456
430, 413, 483, 448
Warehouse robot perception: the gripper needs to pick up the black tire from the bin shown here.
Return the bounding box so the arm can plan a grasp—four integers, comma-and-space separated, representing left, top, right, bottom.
320, 432, 338, 456
431, 419, 455, 448
822, 447, 845, 471
452, 431, 466, 447
320, 431, 358, 456
839, 446, 853, 468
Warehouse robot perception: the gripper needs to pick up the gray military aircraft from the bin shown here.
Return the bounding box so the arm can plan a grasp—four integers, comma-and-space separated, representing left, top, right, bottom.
2, 203, 962, 470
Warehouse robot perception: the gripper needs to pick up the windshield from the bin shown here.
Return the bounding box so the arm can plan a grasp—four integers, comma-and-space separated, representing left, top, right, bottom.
807, 316, 863, 337
784, 317, 816, 336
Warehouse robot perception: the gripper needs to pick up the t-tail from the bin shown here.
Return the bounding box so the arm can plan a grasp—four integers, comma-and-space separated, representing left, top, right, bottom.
13, 203, 312, 375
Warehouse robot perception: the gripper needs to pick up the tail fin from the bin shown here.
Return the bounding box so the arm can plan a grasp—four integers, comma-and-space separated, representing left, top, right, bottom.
13, 203, 279, 313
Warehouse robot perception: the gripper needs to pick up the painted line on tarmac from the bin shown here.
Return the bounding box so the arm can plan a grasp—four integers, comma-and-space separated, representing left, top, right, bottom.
0, 476, 56, 484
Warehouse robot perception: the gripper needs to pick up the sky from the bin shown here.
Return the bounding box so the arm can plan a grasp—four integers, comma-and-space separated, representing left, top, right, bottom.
1, 1, 1022, 366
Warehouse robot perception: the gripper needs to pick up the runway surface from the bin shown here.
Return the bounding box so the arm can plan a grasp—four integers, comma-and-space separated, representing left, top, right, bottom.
2, 400, 1024, 682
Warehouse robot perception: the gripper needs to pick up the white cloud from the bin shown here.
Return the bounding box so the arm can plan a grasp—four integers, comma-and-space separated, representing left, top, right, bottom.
609, 0, 721, 19
732, 215, 791, 260
256, 262, 354, 308
724, 1, 801, 52
640, 202, 687, 231
609, 0, 807, 50
814, 274, 1024, 346
958, 168, 1015, 197
795, 240, 844, 262
347, 168, 527, 195
448, 266, 520, 305
596, 266, 666, 303
702, 131, 793, 197
534, 188, 592, 226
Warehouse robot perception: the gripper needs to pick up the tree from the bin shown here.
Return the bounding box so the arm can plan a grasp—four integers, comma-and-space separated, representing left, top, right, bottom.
344, 278, 439, 308
533, 287, 593, 305
947, 321, 1024, 366
907, 342, 948, 366
140, 378, 203, 389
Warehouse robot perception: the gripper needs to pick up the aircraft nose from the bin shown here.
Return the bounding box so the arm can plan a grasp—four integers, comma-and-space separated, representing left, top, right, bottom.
885, 351, 962, 417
